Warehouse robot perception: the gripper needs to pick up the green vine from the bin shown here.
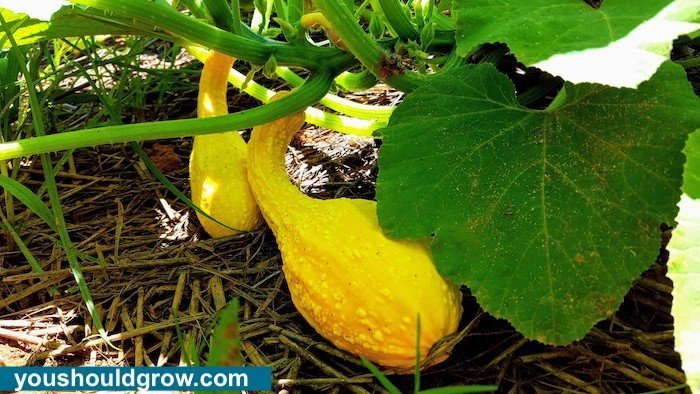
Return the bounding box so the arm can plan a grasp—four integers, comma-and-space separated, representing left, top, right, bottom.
0, 68, 334, 160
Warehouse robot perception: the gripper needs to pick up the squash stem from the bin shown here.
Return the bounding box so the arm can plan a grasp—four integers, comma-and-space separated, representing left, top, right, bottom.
374, 0, 418, 41
334, 68, 379, 91
277, 67, 393, 122
313, 0, 426, 91
186, 45, 385, 135
0, 69, 334, 160
69, 0, 353, 70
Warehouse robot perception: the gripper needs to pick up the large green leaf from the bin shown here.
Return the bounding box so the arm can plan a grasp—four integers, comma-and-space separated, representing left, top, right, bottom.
376, 62, 700, 344
454, 0, 700, 88
668, 130, 700, 391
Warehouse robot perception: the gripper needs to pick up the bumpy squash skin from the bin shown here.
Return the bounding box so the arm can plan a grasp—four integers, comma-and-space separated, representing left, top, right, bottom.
247, 99, 463, 369
190, 52, 264, 237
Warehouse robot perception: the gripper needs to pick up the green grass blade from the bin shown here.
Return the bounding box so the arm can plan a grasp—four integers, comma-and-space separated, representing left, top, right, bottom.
0, 158, 14, 224
361, 357, 402, 394
188, 335, 201, 367
173, 313, 192, 366
0, 13, 112, 347
0, 213, 58, 296
173, 310, 203, 367
0, 173, 57, 231
33, 150, 76, 208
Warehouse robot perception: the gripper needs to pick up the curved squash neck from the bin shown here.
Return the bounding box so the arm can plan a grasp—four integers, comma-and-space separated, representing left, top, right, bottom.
196, 51, 235, 143
248, 112, 310, 204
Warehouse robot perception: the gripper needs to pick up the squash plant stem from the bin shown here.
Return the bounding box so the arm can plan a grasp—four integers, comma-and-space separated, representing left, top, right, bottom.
275, 67, 394, 122
184, 45, 391, 128
203, 0, 238, 33
313, 0, 426, 92
374, 0, 418, 41
69, 0, 352, 70
0, 68, 334, 161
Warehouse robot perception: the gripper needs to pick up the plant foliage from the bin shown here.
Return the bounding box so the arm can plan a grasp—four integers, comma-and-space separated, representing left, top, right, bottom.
455, 0, 699, 87
377, 62, 700, 344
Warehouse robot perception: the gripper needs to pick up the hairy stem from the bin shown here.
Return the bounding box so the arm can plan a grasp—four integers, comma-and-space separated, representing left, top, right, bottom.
374, 0, 418, 41
313, 0, 425, 91
70, 0, 354, 70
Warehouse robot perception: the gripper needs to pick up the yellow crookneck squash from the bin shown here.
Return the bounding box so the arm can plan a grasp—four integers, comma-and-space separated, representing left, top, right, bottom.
189, 51, 264, 237
247, 93, 463, 369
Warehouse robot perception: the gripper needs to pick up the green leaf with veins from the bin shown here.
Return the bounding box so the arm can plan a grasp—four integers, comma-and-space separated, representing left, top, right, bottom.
454, 0, 670, 62
376, 62, 700, 344
454, 0, 700, 88
668, 130, 700, 391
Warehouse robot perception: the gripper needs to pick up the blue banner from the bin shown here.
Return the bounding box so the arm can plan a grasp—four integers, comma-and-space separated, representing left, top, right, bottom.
0, 366, 272, 391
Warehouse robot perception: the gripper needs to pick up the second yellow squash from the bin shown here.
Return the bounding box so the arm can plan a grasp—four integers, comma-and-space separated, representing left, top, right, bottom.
189, 52, 264, 237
